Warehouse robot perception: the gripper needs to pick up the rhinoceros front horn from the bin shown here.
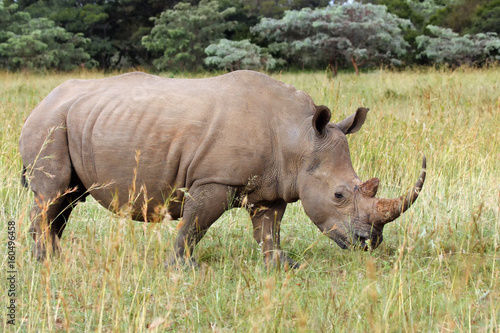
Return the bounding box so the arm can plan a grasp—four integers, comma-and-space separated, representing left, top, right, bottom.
375, 156, 427, 225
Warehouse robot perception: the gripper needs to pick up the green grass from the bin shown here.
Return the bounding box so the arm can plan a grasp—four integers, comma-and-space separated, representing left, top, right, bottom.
1, 67, 499, 332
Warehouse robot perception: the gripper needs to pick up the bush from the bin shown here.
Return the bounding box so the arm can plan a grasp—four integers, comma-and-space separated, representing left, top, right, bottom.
416, 25, 500, 67
252, 3, 412, 75
204, 39, 282, 71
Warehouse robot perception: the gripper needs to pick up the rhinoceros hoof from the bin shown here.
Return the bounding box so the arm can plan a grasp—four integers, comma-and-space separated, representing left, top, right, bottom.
33, 243, 46, 262
266, 252, 300, 270
281, 256, 301, 270
33, 241, 61, 262
286, 259, 301, 270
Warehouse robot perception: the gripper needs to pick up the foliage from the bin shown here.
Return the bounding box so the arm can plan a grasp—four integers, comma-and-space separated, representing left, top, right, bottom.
363, 0, 443, 65
427, 0, 484, 34
0, 0, 499, 71
216, 0, 259, 41
406, 0, 448, 18
11, 0, 114, 68
243, 0, 330, 18
469, 0, 500, 34
425, 0, 500, 35
0, 3, 94, 71
142, 0, 236, 71
366, 0, 425, 29
416, 25, 500, 66
6, 0, 174, 69
103, 0, 174, 69
204, 39, 281, 71
252, 3, 412, 75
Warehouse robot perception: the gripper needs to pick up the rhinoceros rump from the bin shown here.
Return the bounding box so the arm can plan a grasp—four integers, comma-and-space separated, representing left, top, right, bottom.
19, 71, 426, 267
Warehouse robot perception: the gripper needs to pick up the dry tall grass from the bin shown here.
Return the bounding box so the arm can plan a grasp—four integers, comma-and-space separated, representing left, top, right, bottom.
1, 67, 499, 332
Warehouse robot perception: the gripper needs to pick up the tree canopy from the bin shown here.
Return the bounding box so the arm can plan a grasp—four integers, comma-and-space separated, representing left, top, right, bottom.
0, 2, 94, 71
416, 25, 500, 66
142, 0, 236, 71
0, 0, 499, 72
252, 3, 412, 75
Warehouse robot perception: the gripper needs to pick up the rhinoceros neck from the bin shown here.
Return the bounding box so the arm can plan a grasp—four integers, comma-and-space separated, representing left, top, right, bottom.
266, 112, 315, 204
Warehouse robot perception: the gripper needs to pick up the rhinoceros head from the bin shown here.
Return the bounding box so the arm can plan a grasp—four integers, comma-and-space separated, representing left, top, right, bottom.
297, 106, 426, 250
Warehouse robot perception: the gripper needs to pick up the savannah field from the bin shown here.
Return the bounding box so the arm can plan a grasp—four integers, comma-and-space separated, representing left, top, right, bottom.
0, 67, 499, 332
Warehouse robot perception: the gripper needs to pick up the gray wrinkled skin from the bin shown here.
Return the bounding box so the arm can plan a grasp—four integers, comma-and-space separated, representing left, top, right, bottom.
19, 71, 425, 267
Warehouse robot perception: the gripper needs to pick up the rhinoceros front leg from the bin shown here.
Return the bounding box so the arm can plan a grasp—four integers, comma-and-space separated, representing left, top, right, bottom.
167, 183, 230, 267
250, 200, 299, 269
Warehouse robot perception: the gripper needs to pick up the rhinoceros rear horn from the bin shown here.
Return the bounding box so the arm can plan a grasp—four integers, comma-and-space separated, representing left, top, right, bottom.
360, 177, 379, 197
375, 156, 427, 225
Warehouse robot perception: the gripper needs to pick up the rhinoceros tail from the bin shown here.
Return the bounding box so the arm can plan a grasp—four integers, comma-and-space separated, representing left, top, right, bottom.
21, 165, 28, 188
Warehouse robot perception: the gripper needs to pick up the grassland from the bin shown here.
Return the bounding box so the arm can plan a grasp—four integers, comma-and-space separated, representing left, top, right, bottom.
0, 67, 499, 332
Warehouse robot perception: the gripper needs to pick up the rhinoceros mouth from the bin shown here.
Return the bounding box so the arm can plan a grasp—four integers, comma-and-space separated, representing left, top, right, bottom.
333, 238, 350, 250
331, 230, 383, 251
353, 232, 383, 251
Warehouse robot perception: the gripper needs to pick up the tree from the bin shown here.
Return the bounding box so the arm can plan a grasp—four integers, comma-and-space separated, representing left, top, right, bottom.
8, 0, 176, 69
11, 0, 114, 68
104, 0, 174, 69
0, 3, 94, 71
423, 0, 500, 35
365, 0, 425, 29
427, 0, 487, 34
468, 0, 500, 34
243, 0, 330, 19
50, 2, 114, 68
142, 0, 236, 71
416, 25, 500, 66
217, 0, 260, 41
406, 0, 448, 18
204, 39, 281, 71
252, 3, 411, 75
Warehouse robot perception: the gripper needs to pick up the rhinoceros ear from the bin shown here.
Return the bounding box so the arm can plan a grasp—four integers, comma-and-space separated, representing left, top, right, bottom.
336, 107, 369, 135
312, 105, 331, 136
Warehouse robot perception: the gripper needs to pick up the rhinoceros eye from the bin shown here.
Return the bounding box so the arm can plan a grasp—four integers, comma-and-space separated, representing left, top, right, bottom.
334, 192, 344, 199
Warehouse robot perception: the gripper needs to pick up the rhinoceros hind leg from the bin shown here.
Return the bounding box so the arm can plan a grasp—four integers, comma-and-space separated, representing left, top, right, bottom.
50, 175, 88, 239
29, 173, 88, 261
166, 183, 230, 268
29, 196, 66, 261
250, 200, 299, 270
